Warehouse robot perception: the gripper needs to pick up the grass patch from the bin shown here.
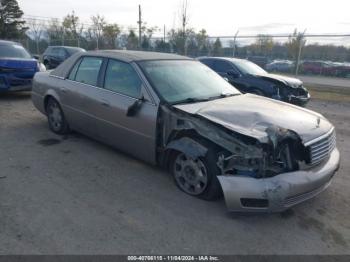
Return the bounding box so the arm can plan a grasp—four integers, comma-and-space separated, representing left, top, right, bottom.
306, 85, 350, 102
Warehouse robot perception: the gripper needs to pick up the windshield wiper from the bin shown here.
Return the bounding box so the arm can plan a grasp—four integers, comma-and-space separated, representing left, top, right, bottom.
172, 97, 210, 105
207, 92, 240, 101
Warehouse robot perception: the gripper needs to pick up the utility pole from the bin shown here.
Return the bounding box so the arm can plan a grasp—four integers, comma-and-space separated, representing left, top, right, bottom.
181, 0, 188, 55
163, 24, 166, 42
137, 5, 142, 49
295, 29, 307, 76
232, 30, 239, 57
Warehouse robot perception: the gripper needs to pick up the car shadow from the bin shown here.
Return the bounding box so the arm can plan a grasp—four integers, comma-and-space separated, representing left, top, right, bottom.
0, 92, 31, 101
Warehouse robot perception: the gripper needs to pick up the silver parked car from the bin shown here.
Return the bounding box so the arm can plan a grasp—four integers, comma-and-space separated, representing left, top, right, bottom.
32, 51, 340, 212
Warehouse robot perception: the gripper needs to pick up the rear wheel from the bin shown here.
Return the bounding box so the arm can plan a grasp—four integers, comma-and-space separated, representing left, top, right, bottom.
46, 98, 69, 134
170, 145, 222, 200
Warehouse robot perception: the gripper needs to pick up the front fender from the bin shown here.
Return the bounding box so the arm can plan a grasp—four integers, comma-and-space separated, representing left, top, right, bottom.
165, 137, 208, 159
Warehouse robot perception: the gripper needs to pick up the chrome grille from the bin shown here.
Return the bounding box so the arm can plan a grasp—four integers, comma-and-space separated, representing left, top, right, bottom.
307, 128, 336, 165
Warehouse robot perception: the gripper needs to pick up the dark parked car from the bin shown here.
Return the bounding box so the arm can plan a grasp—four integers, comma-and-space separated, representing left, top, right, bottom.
0, 40, 45, 93
31, 51, 339, 212
42, 46, 85, 69
198, 57, 310, 106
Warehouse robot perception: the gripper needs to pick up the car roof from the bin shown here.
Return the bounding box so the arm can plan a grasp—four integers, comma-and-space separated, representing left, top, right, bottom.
51, 50, 192, 78
198, 56, 247, 63
84, 50, 191, 62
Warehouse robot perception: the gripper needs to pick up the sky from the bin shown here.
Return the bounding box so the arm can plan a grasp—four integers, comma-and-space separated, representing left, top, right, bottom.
18, 0, 350, 45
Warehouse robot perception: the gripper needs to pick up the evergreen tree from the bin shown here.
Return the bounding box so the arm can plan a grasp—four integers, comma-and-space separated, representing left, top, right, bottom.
0, 0, 26, 39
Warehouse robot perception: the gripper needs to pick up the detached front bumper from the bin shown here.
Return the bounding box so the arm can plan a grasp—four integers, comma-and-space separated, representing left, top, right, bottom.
218, 147, 340, 212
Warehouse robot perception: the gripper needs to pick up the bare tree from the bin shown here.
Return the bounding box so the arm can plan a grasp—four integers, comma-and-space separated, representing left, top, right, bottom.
91, 14, 106, 49
252, 34, 274, 56
47, 18, 64, 44
103, 23, 121, 49
27, 18, 44, 54
63, 11, 81, 46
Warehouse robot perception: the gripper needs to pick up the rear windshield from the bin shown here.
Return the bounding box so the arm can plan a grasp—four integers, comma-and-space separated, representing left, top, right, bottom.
0, 43, 32, 59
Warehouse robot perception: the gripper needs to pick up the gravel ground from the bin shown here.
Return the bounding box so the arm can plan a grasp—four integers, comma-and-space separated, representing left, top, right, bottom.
0, 92, 349, 254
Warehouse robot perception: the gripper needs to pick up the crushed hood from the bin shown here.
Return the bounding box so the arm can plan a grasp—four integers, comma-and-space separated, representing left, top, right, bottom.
256, 73, 302, 88
174, 94, 332, 144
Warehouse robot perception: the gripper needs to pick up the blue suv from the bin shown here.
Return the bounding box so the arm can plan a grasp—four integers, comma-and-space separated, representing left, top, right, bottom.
0, 40, 45, 92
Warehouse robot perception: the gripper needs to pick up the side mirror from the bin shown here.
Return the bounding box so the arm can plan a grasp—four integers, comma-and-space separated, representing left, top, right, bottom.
227, 70, 240, 78
33, 55, 40, 60
126, 95, 145, 117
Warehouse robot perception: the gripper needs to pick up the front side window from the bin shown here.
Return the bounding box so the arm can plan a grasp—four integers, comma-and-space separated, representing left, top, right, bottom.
74, 57, 103, 86
104, 59, 142, 98
139, 60, 240, 104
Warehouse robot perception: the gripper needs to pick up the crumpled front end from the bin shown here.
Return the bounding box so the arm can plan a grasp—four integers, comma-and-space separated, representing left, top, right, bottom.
216, 126, 340, 212
161, 101, 339, 212
218, 148, 340, 212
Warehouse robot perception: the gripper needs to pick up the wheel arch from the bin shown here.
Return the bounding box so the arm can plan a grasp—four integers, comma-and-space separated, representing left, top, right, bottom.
161, 130, 225, 171
43, 90, 61, 112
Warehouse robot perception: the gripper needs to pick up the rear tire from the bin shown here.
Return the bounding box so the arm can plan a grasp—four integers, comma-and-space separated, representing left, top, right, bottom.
170, 143, 222, 201
46, 98, 69, 135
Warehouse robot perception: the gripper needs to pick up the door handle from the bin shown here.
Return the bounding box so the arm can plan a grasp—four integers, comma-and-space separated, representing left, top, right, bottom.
100, 99, 110, 107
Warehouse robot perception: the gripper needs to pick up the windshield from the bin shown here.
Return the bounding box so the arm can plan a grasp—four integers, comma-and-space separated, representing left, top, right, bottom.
232, 59, 267, 75
139, 60, 240, 104
0, 44, 32, 59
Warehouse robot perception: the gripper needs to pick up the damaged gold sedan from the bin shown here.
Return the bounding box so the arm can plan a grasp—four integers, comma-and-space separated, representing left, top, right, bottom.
32, 51, 340, 212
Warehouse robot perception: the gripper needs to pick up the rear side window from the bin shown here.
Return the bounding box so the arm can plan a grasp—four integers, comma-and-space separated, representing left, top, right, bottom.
68, 58, 81, 80
104, 59, 142, 98
74, 57, 103, 86
58, 48, 67, 59
214, 60, 233, 73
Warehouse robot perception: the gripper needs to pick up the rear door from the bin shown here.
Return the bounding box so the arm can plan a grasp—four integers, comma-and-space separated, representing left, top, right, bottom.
91, 59, 158, 163
62, 56, 105, 137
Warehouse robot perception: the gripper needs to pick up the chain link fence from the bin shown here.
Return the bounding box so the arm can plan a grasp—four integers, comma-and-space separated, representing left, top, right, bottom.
8, 33, 350, 78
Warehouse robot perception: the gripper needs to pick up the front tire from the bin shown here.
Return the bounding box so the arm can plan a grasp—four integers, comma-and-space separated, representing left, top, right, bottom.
170, 145, 222, 201
46, 98, 69, 134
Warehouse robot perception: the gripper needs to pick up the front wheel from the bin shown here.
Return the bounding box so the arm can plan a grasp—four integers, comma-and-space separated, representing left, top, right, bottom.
170, 147, 222, 200
46, 98, 70, 134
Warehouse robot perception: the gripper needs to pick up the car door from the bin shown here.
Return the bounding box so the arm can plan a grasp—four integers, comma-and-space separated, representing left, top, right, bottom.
62, 56, 105, 138
90, 58, 158, 164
